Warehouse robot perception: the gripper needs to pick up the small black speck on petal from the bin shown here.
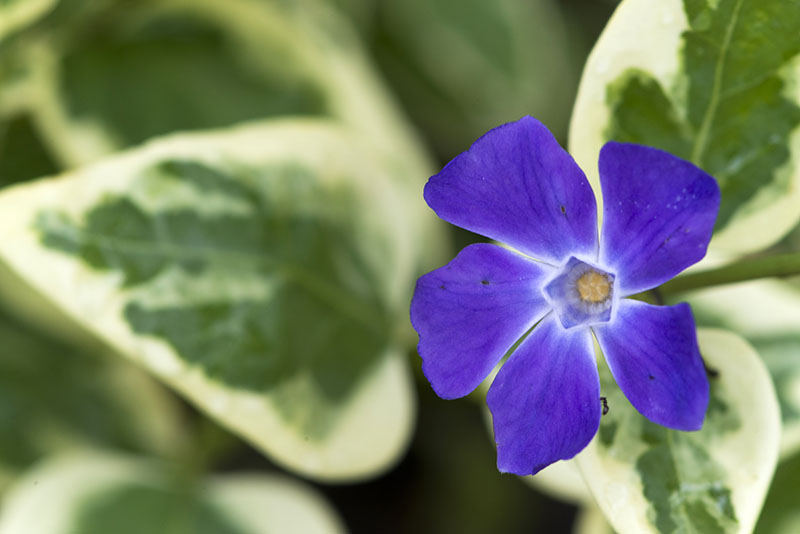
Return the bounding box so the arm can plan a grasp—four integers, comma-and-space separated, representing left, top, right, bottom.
648, 374, 655, 380
481, 280, 490, 285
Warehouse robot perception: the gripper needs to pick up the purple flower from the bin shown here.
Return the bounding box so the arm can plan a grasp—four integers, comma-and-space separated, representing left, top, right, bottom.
410, 116, 719, 476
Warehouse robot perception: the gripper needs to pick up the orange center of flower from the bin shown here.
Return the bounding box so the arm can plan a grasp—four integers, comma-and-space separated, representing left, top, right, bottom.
576, 271, 611, 303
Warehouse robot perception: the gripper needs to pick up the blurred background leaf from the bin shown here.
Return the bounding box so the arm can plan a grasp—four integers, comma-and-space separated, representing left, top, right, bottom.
0, 115, 58, 187
0, 0, 57, 40
0, 0, 431, 174
0, 450, 346, 534
368, 0, 574, 161
0, 307, 181, 489
755, 450, 800, 534
0, 120, 429, 481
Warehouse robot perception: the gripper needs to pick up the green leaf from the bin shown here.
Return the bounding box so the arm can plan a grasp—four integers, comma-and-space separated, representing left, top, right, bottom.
0, 307, 180, 489
754, 451, 800, 534
569, 0, 800, 254
687, 279, 800, 457
59, 15, 325, 148
0, 450, 345, 534
375, 0, 575, 157
0, 119, 434, 481
0, 0, 58, 40
577, 329, 780, 534
25, 0, 325, 166
0, 115, 59, 186
7, 0, 432, 179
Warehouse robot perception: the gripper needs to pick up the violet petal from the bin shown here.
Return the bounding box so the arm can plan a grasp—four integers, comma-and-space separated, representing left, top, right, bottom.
593, 299, 709, 431
411, 243, 552, 399
424, 116, 598, 265
598, 142, 719, 296
487, 315, 600, 475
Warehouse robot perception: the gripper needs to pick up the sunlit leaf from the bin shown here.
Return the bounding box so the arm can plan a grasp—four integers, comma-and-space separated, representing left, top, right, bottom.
0, 450, 345, 534
577, 329, 780, 534
570, 0, 800, 254
0, 119, 439, 481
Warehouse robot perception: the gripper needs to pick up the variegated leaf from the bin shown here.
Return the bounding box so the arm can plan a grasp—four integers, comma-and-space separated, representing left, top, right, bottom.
689, 280, 800, 457
570, 0, 800, 254
4, 0, 430, 177
0, 450, 345, 534
0, 119, 439, 481
577, 329, 780, 534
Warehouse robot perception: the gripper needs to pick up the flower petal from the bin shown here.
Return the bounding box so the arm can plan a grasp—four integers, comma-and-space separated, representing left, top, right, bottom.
487, 315, 600, 475
598, 142, 720, 295
410, 243, 552, 399
424, 116, 598, 264
593, 299, 709, 431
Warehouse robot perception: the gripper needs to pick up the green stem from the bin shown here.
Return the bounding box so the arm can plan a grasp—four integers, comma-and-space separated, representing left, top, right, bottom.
658, 251, 800, 296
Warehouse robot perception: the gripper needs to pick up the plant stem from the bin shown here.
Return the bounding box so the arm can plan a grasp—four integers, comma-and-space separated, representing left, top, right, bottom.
658, 251, 800, 295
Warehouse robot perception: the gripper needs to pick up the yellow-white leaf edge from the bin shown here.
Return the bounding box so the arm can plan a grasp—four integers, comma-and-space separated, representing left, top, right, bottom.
577, 329, 780, 534
688, 280, 800, 457
573, 502, 615, 534
0, 119, 427, 482
0, 0, 58, 41
0, 450, 346, 534
569, 0, 800, 255
15, 0, 431, 178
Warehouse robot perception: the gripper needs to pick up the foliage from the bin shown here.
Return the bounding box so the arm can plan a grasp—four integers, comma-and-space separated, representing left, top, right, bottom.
0, 0, 797, 532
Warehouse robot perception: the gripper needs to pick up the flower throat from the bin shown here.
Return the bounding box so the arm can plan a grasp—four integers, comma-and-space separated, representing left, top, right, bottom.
543, 257, 615, 329
577, 270, 611, 303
